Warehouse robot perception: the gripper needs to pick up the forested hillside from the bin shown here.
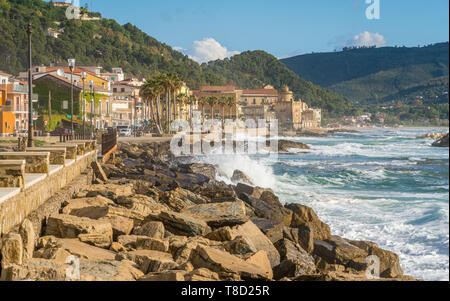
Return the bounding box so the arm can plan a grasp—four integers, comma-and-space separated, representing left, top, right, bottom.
281, 43, 449, 105
0, 0, 355, 118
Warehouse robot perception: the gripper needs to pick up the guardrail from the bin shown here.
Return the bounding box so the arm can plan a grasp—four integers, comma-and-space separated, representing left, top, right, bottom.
101, 129, 117, 156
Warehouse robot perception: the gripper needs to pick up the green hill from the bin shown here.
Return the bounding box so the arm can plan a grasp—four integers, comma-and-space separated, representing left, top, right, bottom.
0, 0, 354, 118
280, 43, 449, 105
202, 50, 355, 117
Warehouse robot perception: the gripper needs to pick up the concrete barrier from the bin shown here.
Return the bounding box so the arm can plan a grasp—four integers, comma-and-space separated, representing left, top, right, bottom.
0, 160, 26, 189
26, 148, 67, 166
45, 144, 78, 160
0, 152, 50, 174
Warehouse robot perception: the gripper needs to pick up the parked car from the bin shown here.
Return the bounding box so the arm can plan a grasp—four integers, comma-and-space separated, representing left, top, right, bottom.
50, 128, 70, 136
117, 126, 132, 137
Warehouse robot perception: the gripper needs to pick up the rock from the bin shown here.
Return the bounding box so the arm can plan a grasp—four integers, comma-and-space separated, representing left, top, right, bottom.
348, 240, 403, 278
99, 216, 134, 240
139, 270, 186, 281
432, 133, 449, 147
45, 214, 113, 247
285, 203, 331, 241
126, 250, 177, 273
77, 260, 143, 281
231, 170, 254, 185
61, 196, 114, 215
35, 237, 117, 261
189, 245, 272, 280
205, 226, 237, 242
1, 233, 23, 276
78, 233, 112, 249
182, 163, 218, 180
117, 235, 149, 249
133, 221, 165, 239
232, 221, 280, 268
115, 195, 167, 218
136, 237, 170, 252
417, 132, 447, 140
84, 183, 134, 201
313, 236, 368, 271
181, 201, 249, 228
272, 239, 316, 279
240, 194, 292, 225
193, 180, 239, 202
19, 219, 35, 263
110, 242, 126, 253
91, 161, 108, 182
265, 225, 314, 254
184, 268, 221, 281
244, 250, 273, 280
2, 258, 67, 281
277, 140, 310, 152
224, 236, 257, 255
161, 188, 209, 212
156, 211, 211, 237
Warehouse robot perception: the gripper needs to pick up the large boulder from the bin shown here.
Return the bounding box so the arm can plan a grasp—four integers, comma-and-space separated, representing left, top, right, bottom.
35, 237, 117, 262
285, 203, 331, 241
19, 219, 36, 263
189, 245, 272, 280
83, 183, 134, 201
126, 250, 177, 274
181, 163, 218, 180
272, 239, 316, 280
180, 201, 249, 228
231, 170, 254, 185
1, 233, 23, 276
45, 214, 113, 248
99, 216, 134, 240
232, 221, 280, 268
240, 194, 292, 226
161, 188, 208, 212
154, 211, 211, 237
313, 236, 368, 271
432, 133, 449, 147
278, 140, 310, 152
133, 221, 165, 239
61, 196, 114, 215
348, 240, 404, 278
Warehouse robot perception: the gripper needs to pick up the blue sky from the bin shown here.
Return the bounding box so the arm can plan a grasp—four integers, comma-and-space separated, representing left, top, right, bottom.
71, 0, 448, 62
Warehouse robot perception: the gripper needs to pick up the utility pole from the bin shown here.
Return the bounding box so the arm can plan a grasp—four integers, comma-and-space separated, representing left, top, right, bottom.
81, 72, 86, 139
68, 59, 75, 139
48, 90, 52, 126
27, 23, 34, 147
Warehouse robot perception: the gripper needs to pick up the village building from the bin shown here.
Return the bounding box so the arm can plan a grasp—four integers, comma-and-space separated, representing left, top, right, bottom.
194, 86, 241, 120
0, 72, 32, 135
111, 83, 142, 127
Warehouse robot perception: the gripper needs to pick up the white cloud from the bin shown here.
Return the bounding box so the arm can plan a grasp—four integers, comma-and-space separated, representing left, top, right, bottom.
175, 38, 240, 64
347, 31, 387, 48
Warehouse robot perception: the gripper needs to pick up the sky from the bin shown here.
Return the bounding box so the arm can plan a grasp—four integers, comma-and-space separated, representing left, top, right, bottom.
68, 0, 448, 63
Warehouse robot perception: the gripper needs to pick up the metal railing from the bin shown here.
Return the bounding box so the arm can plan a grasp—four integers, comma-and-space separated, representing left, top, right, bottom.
101, 129, 117, 156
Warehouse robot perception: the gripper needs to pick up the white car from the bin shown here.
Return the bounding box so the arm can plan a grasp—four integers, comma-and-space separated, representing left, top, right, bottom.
117, 126, 132, 137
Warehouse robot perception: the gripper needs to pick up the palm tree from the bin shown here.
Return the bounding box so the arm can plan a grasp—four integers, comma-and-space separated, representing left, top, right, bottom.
207, 96, 218, 121
199, 96, 207, 122
168, 73, 182, 124
226, 97, 236, 120
185, 95, 196, 126
141, 77, 163, 135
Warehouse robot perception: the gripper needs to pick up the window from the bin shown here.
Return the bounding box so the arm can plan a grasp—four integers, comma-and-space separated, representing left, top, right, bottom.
121, 88, 125, 92
98, 100, 102, 115
253, 99, 256, 105
106, 101, 109, 115
113, 88, 117, 92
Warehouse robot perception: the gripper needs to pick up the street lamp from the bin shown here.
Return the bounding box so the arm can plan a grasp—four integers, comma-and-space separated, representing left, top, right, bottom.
89, 79, 95, 139
68, 58, 76, 139
133, 90, 137, 137
81, 71, 87, 139
26, 24, 33, 147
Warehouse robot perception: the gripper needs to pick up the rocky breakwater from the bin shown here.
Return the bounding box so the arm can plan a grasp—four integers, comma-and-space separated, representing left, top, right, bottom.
0, 141, 417, 281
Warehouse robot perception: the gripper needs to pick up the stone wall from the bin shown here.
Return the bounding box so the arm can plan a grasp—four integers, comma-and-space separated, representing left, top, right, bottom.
0, 151, 96, 236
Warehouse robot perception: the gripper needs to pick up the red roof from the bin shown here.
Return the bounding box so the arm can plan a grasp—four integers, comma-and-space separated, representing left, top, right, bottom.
242, 89, 278, 95
0, 71, 11, 76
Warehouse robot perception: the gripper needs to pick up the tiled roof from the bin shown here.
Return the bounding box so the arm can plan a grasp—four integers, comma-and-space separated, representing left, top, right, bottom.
242, 89, 278, 95
200, 85, 240, 92
0, 71, 11, 76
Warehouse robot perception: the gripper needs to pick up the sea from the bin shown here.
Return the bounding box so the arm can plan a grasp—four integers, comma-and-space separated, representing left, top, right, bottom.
199, 128, 449, 281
